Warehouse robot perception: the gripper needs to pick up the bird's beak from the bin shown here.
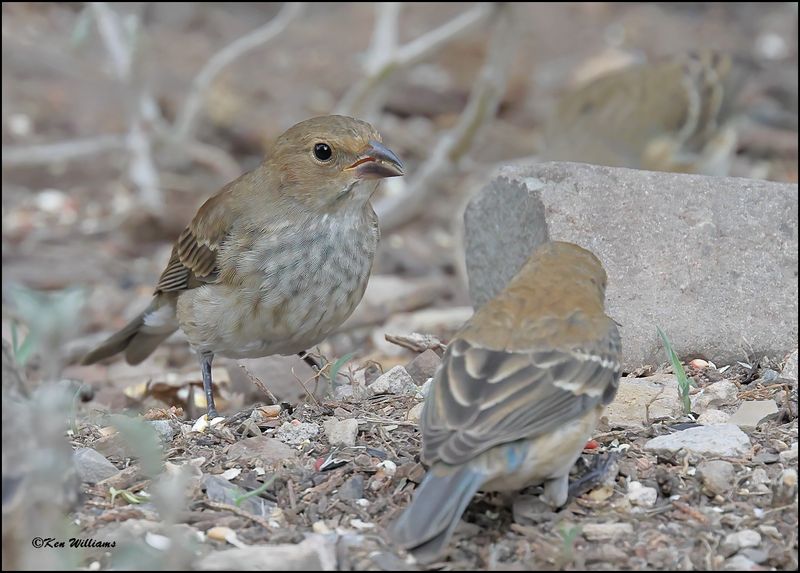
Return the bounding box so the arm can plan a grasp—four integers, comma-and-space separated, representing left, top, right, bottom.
345, 140, 405, 179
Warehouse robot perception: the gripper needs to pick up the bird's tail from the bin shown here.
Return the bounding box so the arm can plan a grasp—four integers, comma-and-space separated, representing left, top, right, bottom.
82, 295, 177, 366
391, 464, 485, 563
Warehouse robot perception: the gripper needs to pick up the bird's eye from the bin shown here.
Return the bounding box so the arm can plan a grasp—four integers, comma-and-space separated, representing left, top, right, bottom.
314, 143, 333, 162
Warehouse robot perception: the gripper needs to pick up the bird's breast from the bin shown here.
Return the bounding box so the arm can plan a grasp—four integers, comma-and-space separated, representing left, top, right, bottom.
187, 212, 379, 358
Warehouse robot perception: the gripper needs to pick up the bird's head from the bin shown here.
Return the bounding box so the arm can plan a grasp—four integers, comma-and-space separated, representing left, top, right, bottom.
269, 115, 404, 211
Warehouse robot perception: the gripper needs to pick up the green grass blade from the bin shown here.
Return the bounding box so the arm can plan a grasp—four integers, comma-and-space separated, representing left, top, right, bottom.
234, 475, 276, 507
657, 327, 694, 414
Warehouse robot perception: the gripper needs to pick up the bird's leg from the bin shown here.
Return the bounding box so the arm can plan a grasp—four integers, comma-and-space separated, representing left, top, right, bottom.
541, 474, 570, 507
566, 452, 618, 502
297, 350, 324, 372
200, 351, 219, 419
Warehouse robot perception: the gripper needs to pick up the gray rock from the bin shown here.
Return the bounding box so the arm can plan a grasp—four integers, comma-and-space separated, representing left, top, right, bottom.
722, 529, 762, 555
780, 349, 798, 382
463, 163, 799, 370
691, 380, 739, 412
368, 366, 419, 396
338, 474, 365, 500
728, 400, 779, 429
197, 536, 336, 571
420, 378, 433, 398
92, 431, 129, 459
724, 555, 758, 571
323, 419, 359, 447
752, 450, 779, 464
759, 368, 780, 383
73, 448, 119, 484
603, 374, 684, 428
697, 460, 735, 495
148, 420, 175, 443
738, 548, 769, 565
626, 481, 658, 507
696, 409, 731, 425
644, 424, 751, 458
275, 421, 320, 445
779, 442, 798, 464
333, 384, 355, 400
748, 468, 771, 493
774, 468, 798, 504
406, 402, 424, 425
405, 350, 442, 385
226, 436, 297, 467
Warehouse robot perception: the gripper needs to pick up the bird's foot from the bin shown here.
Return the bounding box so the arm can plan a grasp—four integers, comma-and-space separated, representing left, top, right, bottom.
298, 351, 325, 372
567, 452, 619, 502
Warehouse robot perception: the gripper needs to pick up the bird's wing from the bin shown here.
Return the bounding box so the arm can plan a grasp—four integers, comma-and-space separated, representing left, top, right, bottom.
155, 184, 237, 293
422, 315, 621, 466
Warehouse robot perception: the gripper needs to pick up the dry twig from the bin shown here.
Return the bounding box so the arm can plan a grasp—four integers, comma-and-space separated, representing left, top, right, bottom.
337, 3, 495, 120
172, 2, 303, 142
373, 4, 520, 231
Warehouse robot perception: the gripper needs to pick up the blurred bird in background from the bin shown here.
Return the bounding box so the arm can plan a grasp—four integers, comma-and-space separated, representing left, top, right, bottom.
540, 51, 750, 176
391, 241, 622, 563
82, 115, 404, 419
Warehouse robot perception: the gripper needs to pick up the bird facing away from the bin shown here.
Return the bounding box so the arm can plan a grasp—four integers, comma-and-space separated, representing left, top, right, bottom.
541, 51, 748, 176
82, 115, 404, 418
391, 241, 622, 562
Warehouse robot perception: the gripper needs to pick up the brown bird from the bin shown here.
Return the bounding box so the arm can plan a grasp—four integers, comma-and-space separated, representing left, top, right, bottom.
391, 241, 622, 562
83, 115, 404, 418
541, 51, 748, 176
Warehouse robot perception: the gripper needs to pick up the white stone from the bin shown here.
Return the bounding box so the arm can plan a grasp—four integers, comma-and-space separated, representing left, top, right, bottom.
407, 402, 424, 424
729, 400, 778, 429
696, 409, 731, 425
691, 380, 739, 411
644, 424, 751, 458
604, 374, 684, 428
780, 349, 798, 382
724, 529, 762, 551
323, 418, 359, 447
626, 481, 658, 507
779, 442, 798, 464
724, 555, 758, 571
274, 421, 320, 445
368, 366, 418, 396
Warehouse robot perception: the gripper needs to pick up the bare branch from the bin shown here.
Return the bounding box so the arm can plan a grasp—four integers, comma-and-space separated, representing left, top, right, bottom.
182, 141, 242, 181
89, 2, 134, 79
395, 3, 493, 68
364, 2, 401, 74
375, 4, 519, 232
1, 135, 127, 167
337, 3, 494, 118
172, 2, 303, 142
126, 112, 162, 211
90, 3, 164, 211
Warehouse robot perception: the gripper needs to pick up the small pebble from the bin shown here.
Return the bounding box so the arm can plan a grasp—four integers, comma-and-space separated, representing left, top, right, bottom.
626, 481, 658, 508
323, 418, 359, 447
696, 409, 731, 425
779, 442, 798, 464
698, 460, 735, 495
724, 554, 757, 571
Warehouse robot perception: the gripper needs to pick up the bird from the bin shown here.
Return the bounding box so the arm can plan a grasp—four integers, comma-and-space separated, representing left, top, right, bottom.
540, 51, 749, 176
82, 115, 404, 419
391, 241, 622, 562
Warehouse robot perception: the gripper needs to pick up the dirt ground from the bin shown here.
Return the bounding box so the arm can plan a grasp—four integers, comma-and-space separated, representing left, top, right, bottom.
2, 2, 798, 571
